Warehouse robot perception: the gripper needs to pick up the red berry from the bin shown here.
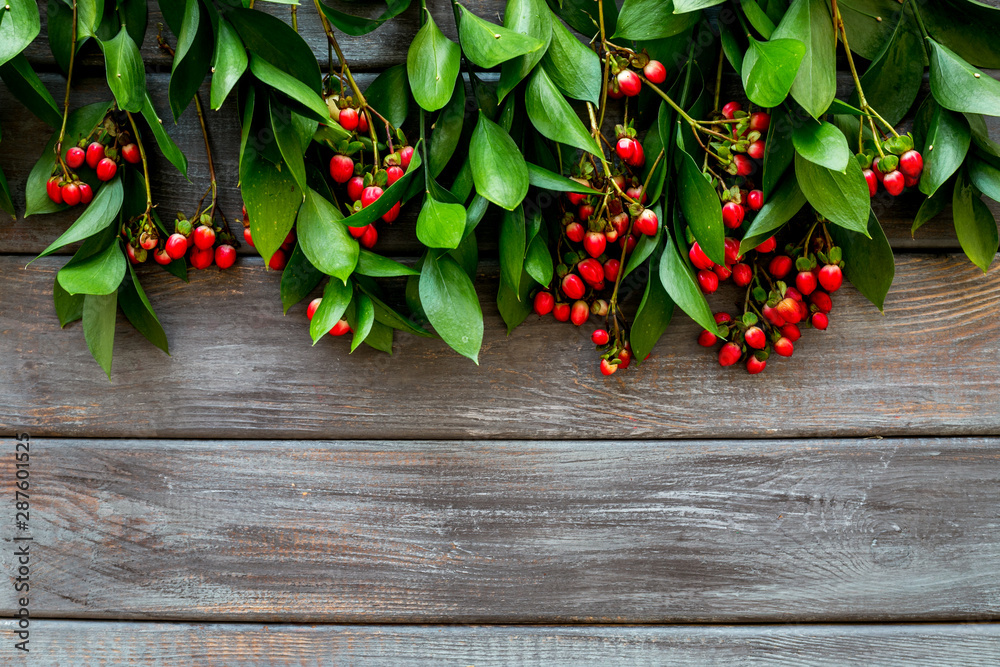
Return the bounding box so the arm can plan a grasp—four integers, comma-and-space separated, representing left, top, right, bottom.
578, 258, 604, 286
400, 146, 414, 169
746, 355, 767, 374
626, 142, 645, 168
744, 326, 766, 349
357, 110, 369, 134
567, 181, 589, 206
811, 312, 829, 330
715, 312, 732, 325
193, 225, 216, 250
583, 231, 606, 258
620, 235, 637, 255
562, 274, 586, 300
762, 303, 785, 328
165, 233, 188, 260
190, 246, 213, 270
883, 170, 905, 196
139, 232, 158, 251
122, 143, 141, 164
904, 172, 920, 188
617, 69, 641, 97
795, 271, 818, 296
606, 82, 624, 99
268, 249, 287, 271
722, 201, 744, 229
718, 342, 742, 366
872, 157, 885, 182
307, 298, 322, 320
243, 227, 254, 247
360, 225, 378, 249
566, 222, 586, 243
635, 208, 658, 236
724, 238, 742, 265
689, 242, 714, 270
749, 112, 771, 132
599, 358, 618, 376
615, 137, 636, 162
818, 264, 843, 292
386, 165, 404, 186
776, 297, 801, 324
698, 329, 718, 347
732, 263, 752, 287
153, 248, 172, 265
533, 291, 554, 316
768, 255, 793, 278
810, 290, 833, 313
733, 154, 753, 176
578, 204, 594, 221
617, 345, 633, 369
61, 183, 81, 206
899, 150, 923, 178
215, 244, 236, 269
755, 237, 777, 253
329, 155, 354, 184
747, 190, 764, 211
747, 140, 765, 160
570, 300, 589, 326
643, 60, 666, 84
591, 329, 610, 345
721, 101, 742, 120
553, 303, 571, 322
125, 243, 142, 265
697, 269, 719, 294
714, 263, 732, 281
774, 337, 794, 357
338, 107, 359, 131
46, 177, 63, 204
864, 168, 878, 197
361, 186, 383, 207
282, 228, 296, 250
78, 182, 93, 204
382, 201, 401, 223
86, 142, 105, 169
96, 158, 117, 181
347, 176, 365, 202
66, 146, 85, 169
330, 319, 351, 336
604, 259, 620, 282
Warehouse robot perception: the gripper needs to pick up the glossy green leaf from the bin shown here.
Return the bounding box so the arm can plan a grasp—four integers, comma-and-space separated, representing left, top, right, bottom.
363, 64, 411, 132
83, 291, 117, 379
140, 92, 188, 177
526, 163, 602, 194
739, 0, 775, 38
966, 113, 1000, 159
498, 0, 552, 101
623, 225, 661, 279
338, 145, 424, 228
953, 169, 999, 272
741, 37, 805, 108
46, 0, 74, 74
210, 17, 247, 110
120, 0, 148, 52
280, 243, 324, 314
792, 120, 851, 172
166, 0, 212, 120
761, 105, 793, 198
241, 152, 303, 267
525, 67, 600, 156
99, 26, 145, 113
362, 284, 434, 337
407, 11, 461, 112
771, 0, 835, 118
319, 0, 410, 37
119, 262, 168, 354
58, 240, 125, 296
356, 250, 420, 277
469, 112, 529, 210
969, 158, 1000, 203
922, 0, 1000, 69
361, 320, 394, 354
614, 0, 700, 40
350, 294, 375, 352
631, 251, 675, 364
35, 177, 123, 259
297, 188, 359, 283
794, 152, 870, 235
0, 53, 62, 126
912, 181, 950, 236
524, 235, 553, 286
54, 277, 84, 327
310, 278, 353, 344
497, 270, 534, 335
420, 252, 484, 363
456, 4, 545, 69
0, 0, 41, 68
739, 177, 808, 254
835, 0, 900, 60
674, 0, 724, 10
417, 191, 467, 250
658, 227, 716, 332
828, 212, 894, 312
0, 166, 13, 217
228, 8, 322, 94
541, 15, 601, 106
249, 56, 329, 123
856, 7, 923, 126
429, 78, 466, 177
499, 205, 526, 294
929, 39, 1000, 117
546, 0, 617, 38
677, 150, 724, 265
270, 98, 307, 191
919, 101, 970, 197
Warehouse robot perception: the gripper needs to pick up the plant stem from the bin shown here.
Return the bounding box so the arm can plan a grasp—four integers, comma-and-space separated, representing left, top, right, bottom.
640, 149, 665, 196
126, 111, 153, 216
291, 5, 298, 32
714, 42, 724, 112
193, 92, 217, 218
55, 0, 79, 175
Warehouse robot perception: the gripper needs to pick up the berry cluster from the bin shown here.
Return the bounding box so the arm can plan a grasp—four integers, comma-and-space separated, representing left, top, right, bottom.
606, 56, 667, 98
46, 114, 143, 207
128, 211, 237, 270
859, 134, 923, 198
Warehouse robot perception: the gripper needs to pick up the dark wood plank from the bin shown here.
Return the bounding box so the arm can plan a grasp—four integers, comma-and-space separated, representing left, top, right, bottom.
1, 254, 999, 439
1, 621, 998, 665
1, 437, 998, 621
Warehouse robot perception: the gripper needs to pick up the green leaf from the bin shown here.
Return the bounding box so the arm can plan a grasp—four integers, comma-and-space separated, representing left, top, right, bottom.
739, 177, 807, 254
0, 0, 41, 69
497, 271, 534, 335
54, 278, 84, 327
58, 240, 126, 296
674, 0, 725, 10
120, 0, 148, 56
270, 98, 307, 191
630, 253, 675, 364
310, 278, 353, 344
794, 152, 870, 235
35, 177, 124, 259
541, 15, 602, 106
280, 243, 324, 314
546, 0, 617, 37
356, 250, 420, 277
83, 291, 117, 379
429, 78, 466, 178
498, 0, 553, 101
318, 0, 411, 37
499, 205, 526, 294
166, 0, 212, 120
525, 67, 601, 156
929, 39, 1000, 117
0, 167, 14, 218
456, 4, 545, 69
140, 92, 188, 177
677, 149, 725, 265
835, 0, 900, 60
614, 0, 700, 40
623, 225, 661, 279
240, 152, 303, 267
417, 192, 467, 250
297, 188, 359, 283
407, 11, 461, 112
921, 0, 1000, 69
792, 120, 851, 172
524, 235, 553, 286
526, 163, 602, 194
761, 105, 793, 198
363, 64, 411, 132
350, 294, 375, 352
361, 320, 394, 354
969, 158, 1000, 203
856, 7, 923, 126
469, 112, 529, 210
249, 56, 329, 123
953, 169, 999, 272
770, 0, 836, 118
228, 8, 322, 94
209, 17, 247, 110
119, 263, 168, 354
918, 101, 971, 197
337, 144, 424, 228
658, 227, 716, 332
420, 253, 484, 363
966, 113, 1000, 160
739, 0, 775, 39
362, 284, 434, 337
912, 183, 950, 236
741, 37, 805, 108
0, 53, 62, 126
99, 26, 146, 113
828, 212, 895, 312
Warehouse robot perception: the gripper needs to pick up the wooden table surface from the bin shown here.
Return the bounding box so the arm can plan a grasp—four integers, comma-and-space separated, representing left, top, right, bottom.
2, 1, 999, 664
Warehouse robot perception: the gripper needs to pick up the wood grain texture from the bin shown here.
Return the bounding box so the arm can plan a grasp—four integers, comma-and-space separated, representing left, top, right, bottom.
3, 254, 1000, 439
1, 437, 998, 622
0, 621, 998, 665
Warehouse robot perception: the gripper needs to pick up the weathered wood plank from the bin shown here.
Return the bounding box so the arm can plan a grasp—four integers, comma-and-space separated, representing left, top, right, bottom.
1, 621, 998, 665
1, 437, 998, 621
2, 254, 999, 439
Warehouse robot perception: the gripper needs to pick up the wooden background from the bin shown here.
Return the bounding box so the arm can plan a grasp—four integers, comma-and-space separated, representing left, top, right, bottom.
1, 0, 999, 663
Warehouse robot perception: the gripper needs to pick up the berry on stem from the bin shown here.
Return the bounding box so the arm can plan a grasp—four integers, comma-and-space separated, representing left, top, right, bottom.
617, 69, 641, 97
122, 143, 141, 164
562, 274, 586, 300
193, 225, 216, 250
864, 169, 878, 197
360, 225, 378, 249
46, 177, 63, 204
795, 270, 818, 296
689, 242, 714, 270
338, 107, 359, 131
755, 237, 777, 253
570, 300, 589, 326
721, 101, 742, 120
733, 154, 753, 176
698, 329, 718, 347
635, 208, 658, 236
747, 140, 765, 160
566, 222, 586, 243
768, 255, 793, 278
749, 112, 771, 132
329, 155, 354, 184
747, 190, 764, 211
599, 358, 618, 376
61, 183, 81, 206
347, 176, 365, 202
774, 337, 794, 357
583, 231, 606, 258
697, 269, 719, 294
643, 60, 666, 84
780, 324, 801, 342
746, 355, 766, 374
592, 329, 610, 345
79, 182, 93, 204
553, 303, 571, 322
268, 249, 288, 271
900, 150, 923, 178
883, 170, 905, 196
307, 298, 322, 320
811, 312, 829, 330
718, 342, 742, 366
818, 264, 843, 292
744, 326, 766, 349
215, 244, 236, 269
86, 142, 105, 169
165, 233, 188, 260
722, 201, 744, 229
190, 246, 213, 270
533, 291, 554, 316
96, 158, 117, 181
66, 147, 85, 169
732, 263, 752, 286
